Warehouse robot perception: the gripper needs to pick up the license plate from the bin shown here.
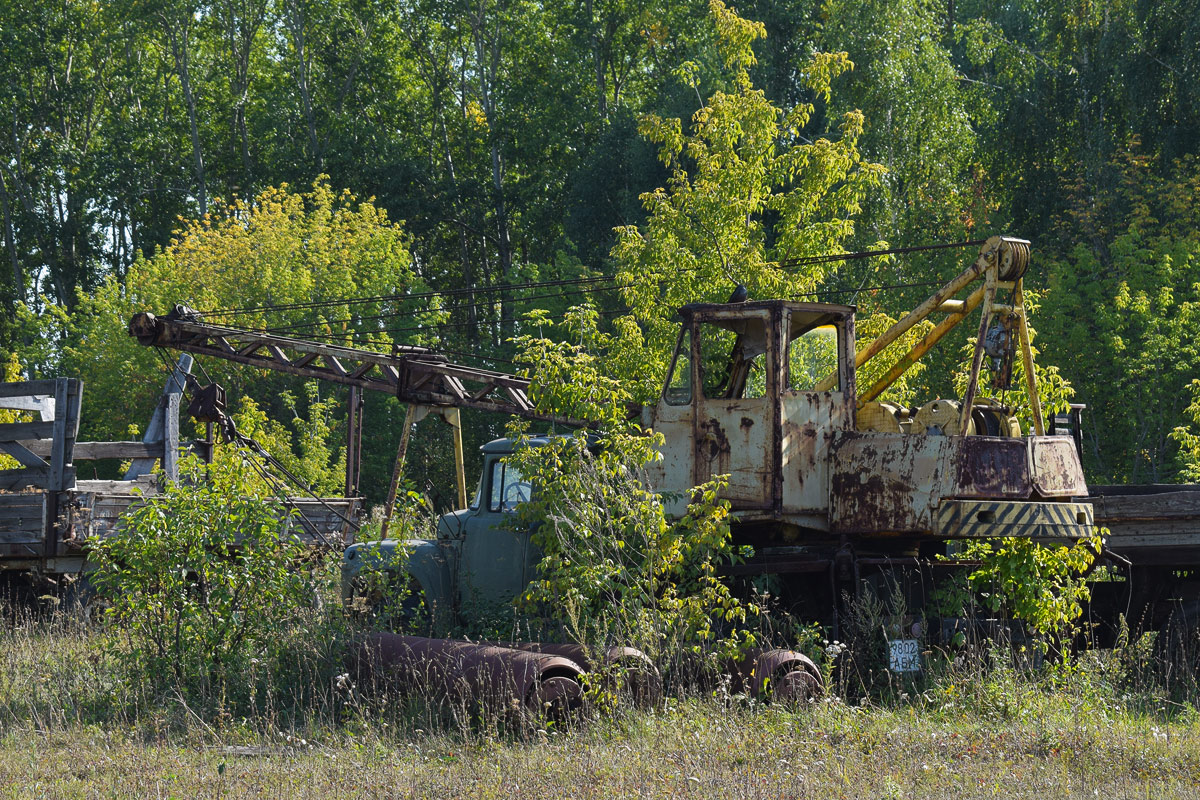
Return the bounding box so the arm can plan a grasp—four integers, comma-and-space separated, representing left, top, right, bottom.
889, 639, 921, 672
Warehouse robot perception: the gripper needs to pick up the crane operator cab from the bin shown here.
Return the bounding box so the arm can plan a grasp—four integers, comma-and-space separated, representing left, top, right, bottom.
641, 295, 1093, 544
642, 299, 857, 532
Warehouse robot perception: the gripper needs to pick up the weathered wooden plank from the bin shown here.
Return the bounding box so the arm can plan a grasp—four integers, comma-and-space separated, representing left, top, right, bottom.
73, 478, 156, 494
91, 510, 138, 522
22, 440, 161, 460
0, 521, 43, 534
0, 533, 42, 548
91, 502, 138, 511
0, 508, 44, 521
0, 468, 48, 489
0, 492, 44, 541
65, 379, 82, 439
48, 379, 70, 491
0, 380, 65, 399
0, 395, 55, 420
39, 478, 354, 549
0, 421, 56, 441
0, 494, 44, 508
1088, 484, 1200, 497
1104, 519, 1200, 538
1089, 491, 1200, 521
0, 510, 44, 528
1109, 539, 1200, 552
0, 441, 49, 469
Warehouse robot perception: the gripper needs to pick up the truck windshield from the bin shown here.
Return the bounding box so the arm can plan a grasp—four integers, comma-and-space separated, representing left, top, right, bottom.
488, 460, 531, 512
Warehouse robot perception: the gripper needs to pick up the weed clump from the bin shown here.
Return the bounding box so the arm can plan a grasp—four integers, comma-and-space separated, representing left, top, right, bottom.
88, 456, 352, 720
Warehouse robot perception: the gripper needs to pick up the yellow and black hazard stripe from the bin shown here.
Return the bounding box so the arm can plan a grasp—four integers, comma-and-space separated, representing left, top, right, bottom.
936, 500, 1094, 539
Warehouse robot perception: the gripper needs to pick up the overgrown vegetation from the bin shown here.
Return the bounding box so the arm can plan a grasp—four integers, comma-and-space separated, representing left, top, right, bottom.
88, 457, 348, 715
9, 0, 1200, 492
2, 0, 1199, 788
2, 591, 1200, 797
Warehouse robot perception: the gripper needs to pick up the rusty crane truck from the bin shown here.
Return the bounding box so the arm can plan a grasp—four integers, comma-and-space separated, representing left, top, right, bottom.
125, 234, 1123, 657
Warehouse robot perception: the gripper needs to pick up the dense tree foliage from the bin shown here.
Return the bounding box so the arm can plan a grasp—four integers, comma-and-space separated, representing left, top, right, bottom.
3, 0, 1200, 489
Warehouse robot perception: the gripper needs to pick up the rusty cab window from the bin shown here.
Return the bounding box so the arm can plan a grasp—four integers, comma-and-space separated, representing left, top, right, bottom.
698, 316, 769, 400
788, 324, 839, 391
663, 329, 692, 405
488, 460, 531, 512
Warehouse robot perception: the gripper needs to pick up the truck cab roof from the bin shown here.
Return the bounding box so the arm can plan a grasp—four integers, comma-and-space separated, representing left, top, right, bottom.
479, 435, 557, 454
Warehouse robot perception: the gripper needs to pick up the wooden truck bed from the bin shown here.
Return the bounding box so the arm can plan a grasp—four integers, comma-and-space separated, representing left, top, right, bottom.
2, 375, 360, 577
1086, 485, 1200, 566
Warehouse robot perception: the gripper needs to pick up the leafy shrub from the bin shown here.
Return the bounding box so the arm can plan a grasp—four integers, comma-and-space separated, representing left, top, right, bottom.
509, 310, 757, 671
89, 457, 317, 709
938, 535, 1102, 646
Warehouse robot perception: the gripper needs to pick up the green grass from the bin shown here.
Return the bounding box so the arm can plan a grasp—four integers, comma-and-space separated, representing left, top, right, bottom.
2, 604, 1200, 798
0, 699, 1198, 798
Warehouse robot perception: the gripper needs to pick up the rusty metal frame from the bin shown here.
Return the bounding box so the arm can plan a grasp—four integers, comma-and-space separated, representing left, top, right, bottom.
812, 235, 1044, 435
675, 300, 857, 517
129, 308, 587, 427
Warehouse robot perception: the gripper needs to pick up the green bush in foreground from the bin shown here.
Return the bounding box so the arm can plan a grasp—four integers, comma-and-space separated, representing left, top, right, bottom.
506, 308, 758, 674
89, 457, 319, 709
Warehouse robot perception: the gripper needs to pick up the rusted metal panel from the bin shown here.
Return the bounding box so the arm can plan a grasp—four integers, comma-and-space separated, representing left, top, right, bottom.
353, 634, 584, 717
730, 648, 822, 702
950, 436, 1030, 497
830, 432, 953, 533
780, 391, 848, 516
832, 431, 1092, 535
694, 399, 774, 508
499, 642, 661, 705
830, 433, 1040, 534
1029, 436, 1087, 497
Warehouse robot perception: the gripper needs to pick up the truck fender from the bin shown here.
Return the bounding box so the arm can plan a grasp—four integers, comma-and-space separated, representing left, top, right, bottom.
341, 539, 453, 619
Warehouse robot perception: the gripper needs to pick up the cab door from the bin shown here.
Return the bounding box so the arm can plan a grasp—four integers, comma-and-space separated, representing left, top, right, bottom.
692, 309, 779, 511
458, 457, 534, 607
644, 328, 696, 517
780, 314, 855, 518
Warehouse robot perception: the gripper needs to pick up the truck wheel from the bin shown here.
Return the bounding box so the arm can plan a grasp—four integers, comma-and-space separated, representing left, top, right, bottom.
393, 586, 433, 636
352, 571, 434, 636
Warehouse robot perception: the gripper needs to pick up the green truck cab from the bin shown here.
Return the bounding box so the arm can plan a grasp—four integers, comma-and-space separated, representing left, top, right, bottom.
341, 436, 547, 622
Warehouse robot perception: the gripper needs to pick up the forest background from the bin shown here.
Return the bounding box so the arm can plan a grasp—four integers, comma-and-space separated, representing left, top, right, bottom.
3, 0, 1200, 499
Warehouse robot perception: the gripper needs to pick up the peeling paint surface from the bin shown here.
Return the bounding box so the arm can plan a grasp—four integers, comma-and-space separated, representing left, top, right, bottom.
781, 391, 848, 515
830, 433, 1090, 534
695, 398, 773, 508
950, 437, 1030, 497
1030, 437, 1087, 497
830, 432, 953, 533
644, 401, 694, 518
